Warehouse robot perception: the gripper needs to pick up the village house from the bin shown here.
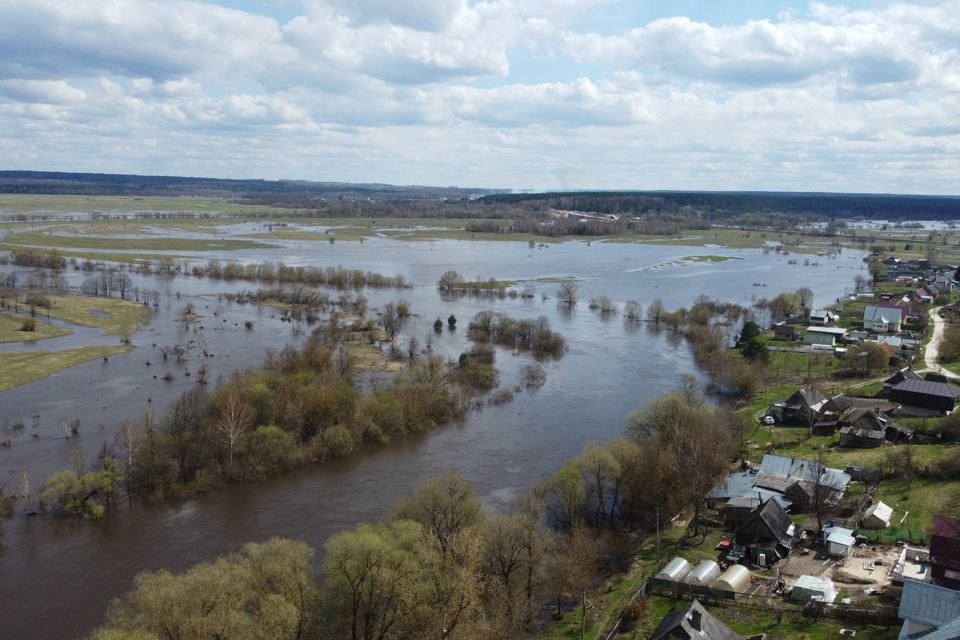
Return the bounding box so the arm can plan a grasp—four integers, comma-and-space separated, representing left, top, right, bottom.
931, 516, 960, 590
863, 305, 904, 333
839, 408, 913, 446
734, 498, 798, 565
808, 309, 838, 325
770, 387, 828, 425
773, 322, 797, 341
651, 600, 745, 640
898, 580, 960, 640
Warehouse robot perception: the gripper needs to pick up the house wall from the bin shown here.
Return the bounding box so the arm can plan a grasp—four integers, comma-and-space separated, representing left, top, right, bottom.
889, 389, 956, 413
804, 332, 835, 346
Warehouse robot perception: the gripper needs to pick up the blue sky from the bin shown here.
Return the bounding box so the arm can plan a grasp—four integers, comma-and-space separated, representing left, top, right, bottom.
0, 0, 957, 194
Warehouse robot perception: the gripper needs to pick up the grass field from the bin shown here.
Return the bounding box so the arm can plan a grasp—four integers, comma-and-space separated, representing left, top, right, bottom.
3, 229, 275, 252
0, 194, 295, 215
41, 294, 150, 337
0, 345, 130, 392
0, 311, 70, 343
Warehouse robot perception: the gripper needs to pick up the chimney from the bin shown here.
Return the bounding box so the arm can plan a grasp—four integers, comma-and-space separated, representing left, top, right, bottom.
690, 609, 703, 632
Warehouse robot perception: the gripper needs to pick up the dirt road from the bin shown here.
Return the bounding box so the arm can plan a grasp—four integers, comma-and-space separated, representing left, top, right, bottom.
924, 307, 960, 380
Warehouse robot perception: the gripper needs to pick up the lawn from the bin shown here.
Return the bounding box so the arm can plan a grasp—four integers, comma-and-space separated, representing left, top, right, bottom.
0, 311, 70, 343
0, 345, 130, 392
43, 294, 151, 337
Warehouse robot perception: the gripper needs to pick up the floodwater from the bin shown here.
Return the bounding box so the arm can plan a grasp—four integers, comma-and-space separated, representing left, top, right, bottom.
0, 236, 866, 639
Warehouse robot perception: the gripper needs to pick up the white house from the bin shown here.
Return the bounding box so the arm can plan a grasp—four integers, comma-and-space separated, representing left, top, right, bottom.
863, 306, 903, 333
803, 326, 847, 347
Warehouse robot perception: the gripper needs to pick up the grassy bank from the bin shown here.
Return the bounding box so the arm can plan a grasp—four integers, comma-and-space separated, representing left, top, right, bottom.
43, 295, 150, 337
0, 311, 70, 343
3, 229, 275, 252
0, 345, 130, 391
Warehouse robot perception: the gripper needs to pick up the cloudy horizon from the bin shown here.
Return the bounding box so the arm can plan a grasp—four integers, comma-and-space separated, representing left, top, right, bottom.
0, 0, 958, 194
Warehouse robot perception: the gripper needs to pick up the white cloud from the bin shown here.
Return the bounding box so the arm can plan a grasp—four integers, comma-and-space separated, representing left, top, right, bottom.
0, 0, 956, 193
0, 79, 86, 104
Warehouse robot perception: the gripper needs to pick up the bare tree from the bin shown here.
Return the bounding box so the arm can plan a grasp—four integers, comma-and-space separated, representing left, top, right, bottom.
216, 390, 253, 477
623, 300, 642, 321
19, 470, 31, 511
556, 281, 578, 306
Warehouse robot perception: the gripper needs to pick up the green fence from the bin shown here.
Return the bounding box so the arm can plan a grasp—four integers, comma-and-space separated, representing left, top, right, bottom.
854, 528, 927, 544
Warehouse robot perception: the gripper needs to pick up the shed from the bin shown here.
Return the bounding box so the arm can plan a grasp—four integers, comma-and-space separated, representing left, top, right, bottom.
791, 575, 837, 603
713, 564, 751, 594
656, 557, 693, 582
804, 326, 847, 346
863, 501, 893, 529
826, 528, 856, 558
889, 379, 960, 413
774, 323, 797, 341
685, 559, 722, 586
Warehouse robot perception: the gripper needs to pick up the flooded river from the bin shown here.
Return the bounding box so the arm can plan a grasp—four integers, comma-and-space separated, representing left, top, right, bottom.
0, 237, 866, 639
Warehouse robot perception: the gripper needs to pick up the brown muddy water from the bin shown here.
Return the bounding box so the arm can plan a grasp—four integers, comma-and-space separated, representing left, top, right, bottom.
0, 237, 865, 638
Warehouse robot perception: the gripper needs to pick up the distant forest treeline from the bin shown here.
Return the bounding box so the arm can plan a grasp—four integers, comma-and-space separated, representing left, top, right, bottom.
1, 171, 958, 221
0, 170, 502, 202
482, 190, 960, 219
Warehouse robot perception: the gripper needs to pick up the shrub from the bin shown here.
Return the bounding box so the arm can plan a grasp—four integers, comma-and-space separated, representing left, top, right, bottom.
20, 318, 36, 332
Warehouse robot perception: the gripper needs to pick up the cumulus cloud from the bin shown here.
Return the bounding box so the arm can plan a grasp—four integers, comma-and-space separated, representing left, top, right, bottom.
0, 0, 957, 193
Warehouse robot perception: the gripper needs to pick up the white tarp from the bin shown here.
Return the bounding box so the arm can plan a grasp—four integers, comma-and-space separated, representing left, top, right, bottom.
791, 575, 837, 603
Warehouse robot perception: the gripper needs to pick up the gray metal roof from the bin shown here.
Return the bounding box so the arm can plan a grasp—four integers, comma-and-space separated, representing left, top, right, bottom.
899, 581, 960, 628
864, 305, 903, 324
913, 615, 960, 640
758, 454, 851, 492
892, 379, 960, 399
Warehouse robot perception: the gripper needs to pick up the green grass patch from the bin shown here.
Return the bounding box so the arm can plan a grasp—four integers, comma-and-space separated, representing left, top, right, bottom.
0, 311, 70, 343
0, 345, 130, 391
44, 295, 150, 337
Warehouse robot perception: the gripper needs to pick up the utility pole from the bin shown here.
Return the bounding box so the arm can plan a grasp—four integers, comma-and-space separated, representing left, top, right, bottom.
656, 507, 661, 565
581, 589, 586, 640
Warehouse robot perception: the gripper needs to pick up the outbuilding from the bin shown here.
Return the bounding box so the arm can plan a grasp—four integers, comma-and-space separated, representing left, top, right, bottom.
863, 501, 893, 529
825, 527, 856, 558
888, 379, 960, 413
790, 575, 837, 603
